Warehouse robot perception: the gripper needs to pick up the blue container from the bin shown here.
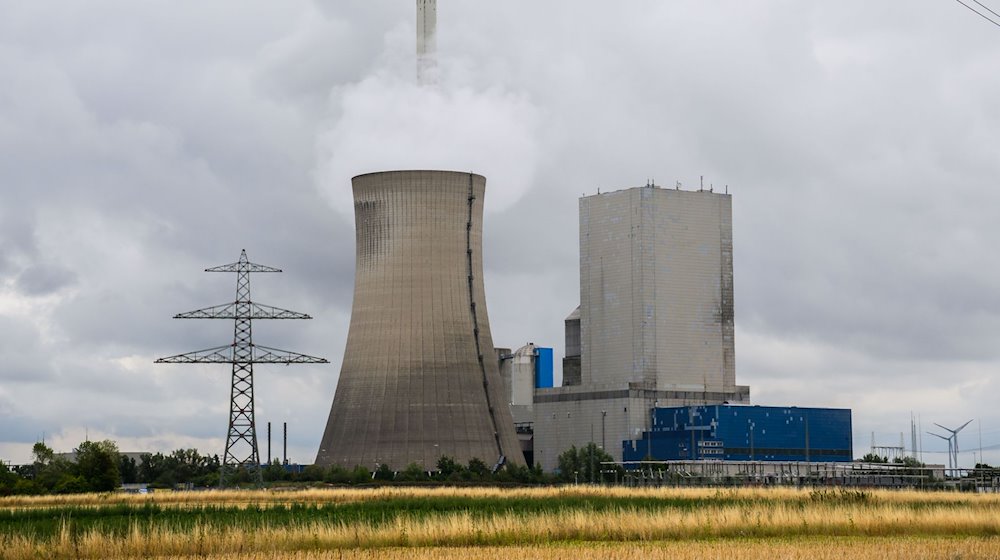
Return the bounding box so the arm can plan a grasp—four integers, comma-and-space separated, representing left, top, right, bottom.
534, 347, 554, 388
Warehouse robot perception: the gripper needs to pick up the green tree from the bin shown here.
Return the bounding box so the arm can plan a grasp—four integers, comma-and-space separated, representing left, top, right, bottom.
32, 442, 54, 466
75, 440, 121, 492
137, 449, 220, 487
0, 461, 18, 496
349, 465, 372, 484
497, 462, 535, 484
467, 458, 490, 479
297, 463, 326, 482
138, 452, 166, 484
556, 445, 581, 482
12, 478, 43, 495
861, 453, 887, 463
119, 455, 139, 484
373, 463, 394, 481
324, 465, 351, 484
397, 463, 429, 482
53, 475, 88, 494
896, 456, 924, 468
193, 454, 221, 487
31, 441, 73, 493
436, 456, 464, 479
263, 459, 287, 482
556, 443, 616, 483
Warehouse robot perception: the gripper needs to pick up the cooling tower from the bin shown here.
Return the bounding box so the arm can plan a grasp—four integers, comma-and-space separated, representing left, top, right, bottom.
316, 170, 525, 469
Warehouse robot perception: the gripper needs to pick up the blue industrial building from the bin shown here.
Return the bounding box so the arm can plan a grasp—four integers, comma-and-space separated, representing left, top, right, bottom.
623, 405, 853, 462
534, 347, 554, 388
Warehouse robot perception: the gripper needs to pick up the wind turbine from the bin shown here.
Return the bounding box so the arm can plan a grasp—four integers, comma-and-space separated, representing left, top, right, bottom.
927, 431, 954, 476
932, 419, 973, 477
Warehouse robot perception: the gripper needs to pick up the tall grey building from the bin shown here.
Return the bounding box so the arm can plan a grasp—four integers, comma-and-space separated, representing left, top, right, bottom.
316, 170, 525, 470
533, 185, 749, 470
580, 187, 736, 392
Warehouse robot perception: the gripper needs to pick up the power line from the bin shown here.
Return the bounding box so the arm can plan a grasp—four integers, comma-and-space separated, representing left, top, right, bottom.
919, 441, 1000, 452
973, 0, 1000, 19
954, 0, 1000, 27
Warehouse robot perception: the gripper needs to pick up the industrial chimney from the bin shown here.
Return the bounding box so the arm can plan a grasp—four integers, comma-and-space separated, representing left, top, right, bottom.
416, 0, 437, 85
316, 170, 525, 470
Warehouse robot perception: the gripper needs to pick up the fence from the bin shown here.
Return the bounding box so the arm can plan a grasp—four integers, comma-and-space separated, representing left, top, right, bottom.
603, 460, 1000, 491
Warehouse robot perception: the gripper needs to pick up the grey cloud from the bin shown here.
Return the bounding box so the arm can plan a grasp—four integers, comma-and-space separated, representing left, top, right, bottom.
0, 317, 55, 384
1, 0, 999, 465
15, 263, 77, 296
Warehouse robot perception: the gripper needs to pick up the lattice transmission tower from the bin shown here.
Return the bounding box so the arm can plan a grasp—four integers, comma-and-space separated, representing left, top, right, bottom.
156, 250, 327, 485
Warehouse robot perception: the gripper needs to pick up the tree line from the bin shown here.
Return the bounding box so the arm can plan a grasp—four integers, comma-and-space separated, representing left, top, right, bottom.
1, 439, 620, 495
1, 441, 124, 495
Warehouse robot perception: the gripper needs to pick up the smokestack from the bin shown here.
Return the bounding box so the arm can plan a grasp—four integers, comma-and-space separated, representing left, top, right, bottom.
316, 170, 525, 470
416, 0, 437, 85
267, 421, 271, 464
283, 422, 288, 465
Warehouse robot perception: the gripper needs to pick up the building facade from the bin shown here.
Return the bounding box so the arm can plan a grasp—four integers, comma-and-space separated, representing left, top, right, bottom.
623, 405, 853, 462
579, 186, 736, 391
533, 185, 749, 471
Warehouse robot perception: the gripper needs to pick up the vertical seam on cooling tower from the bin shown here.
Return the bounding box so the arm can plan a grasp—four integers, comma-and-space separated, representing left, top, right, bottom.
466, 173, 504, 460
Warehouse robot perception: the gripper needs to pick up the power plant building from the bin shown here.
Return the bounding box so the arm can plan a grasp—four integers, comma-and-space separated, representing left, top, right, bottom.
623, 405, 853, 463
316, 176, 852, 472
497, 343, 553, 465
316, 170, 524, 470
532, 185, 751, 471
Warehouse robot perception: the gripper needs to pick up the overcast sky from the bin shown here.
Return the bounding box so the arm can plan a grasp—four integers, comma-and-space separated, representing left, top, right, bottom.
2, 1, 999, 467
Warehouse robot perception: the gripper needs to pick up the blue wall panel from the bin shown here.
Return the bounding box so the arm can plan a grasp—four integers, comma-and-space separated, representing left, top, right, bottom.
534, 347, 554, 388
623, 405, 853, 462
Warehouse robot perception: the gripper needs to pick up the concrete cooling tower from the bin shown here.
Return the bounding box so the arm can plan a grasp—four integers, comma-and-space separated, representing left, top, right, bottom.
316, 170, 525, 469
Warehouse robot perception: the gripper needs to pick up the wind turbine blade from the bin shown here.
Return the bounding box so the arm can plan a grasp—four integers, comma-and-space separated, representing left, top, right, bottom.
933, 423, 955, 434
955, 419, 974, 434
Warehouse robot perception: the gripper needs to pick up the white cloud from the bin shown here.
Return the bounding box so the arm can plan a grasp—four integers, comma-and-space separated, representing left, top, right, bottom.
315, 24, 541, 216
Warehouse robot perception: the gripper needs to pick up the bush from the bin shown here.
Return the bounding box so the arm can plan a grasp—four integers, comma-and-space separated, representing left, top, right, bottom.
467, 458, 490, 479
298, 464, 326, 482
0, 462, 17, 496
53, 475, 89, 494
373, 464, 394, 481
12, 478, 44, 495
397, 463, 429, 482
436, 456, 464, 478
324, 465, 351, 484
350, 466, 372, 484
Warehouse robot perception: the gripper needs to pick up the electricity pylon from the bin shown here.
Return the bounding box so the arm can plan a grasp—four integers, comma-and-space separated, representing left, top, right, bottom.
156, 250, 327, 486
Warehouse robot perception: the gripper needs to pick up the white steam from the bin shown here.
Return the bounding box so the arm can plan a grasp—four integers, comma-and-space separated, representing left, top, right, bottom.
315, 29, 541, 215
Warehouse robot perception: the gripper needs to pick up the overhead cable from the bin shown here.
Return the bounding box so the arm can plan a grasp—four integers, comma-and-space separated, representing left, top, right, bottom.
953, 0, 1000, 27
972, 0, 1000, 19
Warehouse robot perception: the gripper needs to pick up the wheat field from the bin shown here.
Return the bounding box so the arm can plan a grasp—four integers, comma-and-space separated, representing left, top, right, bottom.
117, 539, 1000, 560
2, 486, 998, 559
5, 485, 1000, 508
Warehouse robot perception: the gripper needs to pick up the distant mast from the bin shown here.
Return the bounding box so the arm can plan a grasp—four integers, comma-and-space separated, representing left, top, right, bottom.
417, 0, 437, 85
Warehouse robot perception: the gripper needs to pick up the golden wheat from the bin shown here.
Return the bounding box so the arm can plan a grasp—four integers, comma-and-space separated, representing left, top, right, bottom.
4, 485, 1000, 511
3, 500, 999, 559
4, 486, 999, 560
104, 538, 1000, 560
6, 538, 1000, 560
